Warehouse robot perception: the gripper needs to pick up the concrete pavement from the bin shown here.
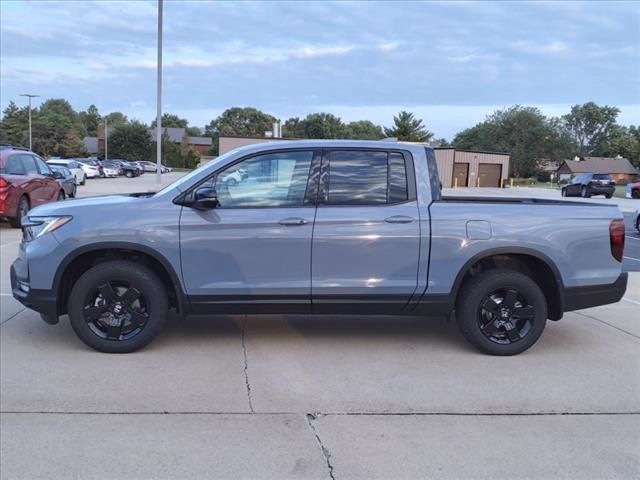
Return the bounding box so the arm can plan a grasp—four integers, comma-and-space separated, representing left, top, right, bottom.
1, 176, 638, 479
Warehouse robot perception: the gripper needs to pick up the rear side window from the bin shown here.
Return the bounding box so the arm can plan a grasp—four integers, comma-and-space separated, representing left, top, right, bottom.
3, 155, 26, 175
327, 151, 388, 205
388, 152, 408, 203
21, 155, 38, 174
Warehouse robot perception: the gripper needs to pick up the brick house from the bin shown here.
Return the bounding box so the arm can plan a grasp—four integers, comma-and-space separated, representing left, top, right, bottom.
557, 156, 638, 184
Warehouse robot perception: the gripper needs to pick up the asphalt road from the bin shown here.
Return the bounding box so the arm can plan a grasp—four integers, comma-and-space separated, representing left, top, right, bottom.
0, 175, 639, 479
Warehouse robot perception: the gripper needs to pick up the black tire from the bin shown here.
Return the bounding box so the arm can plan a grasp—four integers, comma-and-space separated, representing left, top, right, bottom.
226, 178, 238, 187
561, 188, 566, 197
57, 190, 65, 201
581, 186, 589, 198
80, 175, 86, 186
8, 195, 29, 228
68, 260, 168, 353
605, 193, 613, 199
70, 184, 76, 198
125, 170, 133, 178
455, 269, 547, 355
632, 189, 640, 199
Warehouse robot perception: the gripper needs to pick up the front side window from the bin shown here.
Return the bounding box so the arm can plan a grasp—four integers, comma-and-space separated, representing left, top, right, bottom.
213, 150, 314, 208
34, 156, 52, 175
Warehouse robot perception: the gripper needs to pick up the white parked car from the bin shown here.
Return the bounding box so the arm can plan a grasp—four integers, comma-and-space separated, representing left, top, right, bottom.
222, 168, 248, 186
47, 159, 86, 185
77, 161, 99, 178
103, 167, 119, 177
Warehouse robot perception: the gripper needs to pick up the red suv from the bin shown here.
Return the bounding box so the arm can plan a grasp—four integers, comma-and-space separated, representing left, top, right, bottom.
0, 145, 65, 228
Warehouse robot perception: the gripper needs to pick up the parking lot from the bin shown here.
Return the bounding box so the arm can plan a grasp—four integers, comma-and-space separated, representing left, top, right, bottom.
1, 175, 639, 479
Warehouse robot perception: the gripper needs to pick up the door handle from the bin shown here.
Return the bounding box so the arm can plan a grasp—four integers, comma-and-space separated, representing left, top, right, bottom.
278, 217, 309, 226
384, 215, 415, 224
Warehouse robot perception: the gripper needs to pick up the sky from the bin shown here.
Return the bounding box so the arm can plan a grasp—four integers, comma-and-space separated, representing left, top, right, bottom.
1, 0, 639, 139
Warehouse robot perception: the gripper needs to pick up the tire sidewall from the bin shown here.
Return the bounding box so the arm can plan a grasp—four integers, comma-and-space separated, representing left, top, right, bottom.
456, 269, 548, 355
68, 261, 168, 353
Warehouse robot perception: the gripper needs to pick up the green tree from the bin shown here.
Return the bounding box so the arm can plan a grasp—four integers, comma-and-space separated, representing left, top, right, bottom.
344, 120, 384, 140
186, 126, 203, 136
453, 106, 576, 177
0, 101, 29, 146
32, 98, 86, 157
79, 104, 101, 137
384, 111, 433, 142
205, 107, 276, 154
104, 112, 128, 130
151, 113, 189, 129
303, 113, 345, 139
604, 125, 640, 167
107, 121, 152, 161
563, 102, 620, 158
283, 117, 306, 138
58, 130, 88, 158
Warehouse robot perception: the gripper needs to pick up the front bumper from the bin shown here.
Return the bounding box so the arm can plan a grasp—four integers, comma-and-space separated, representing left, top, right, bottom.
10, 264, 59, 324
563, 272, 628, 312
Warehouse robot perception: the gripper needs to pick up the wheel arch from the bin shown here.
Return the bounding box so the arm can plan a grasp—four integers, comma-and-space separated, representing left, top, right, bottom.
54, 242, 187, 317
451, 247, 565, 321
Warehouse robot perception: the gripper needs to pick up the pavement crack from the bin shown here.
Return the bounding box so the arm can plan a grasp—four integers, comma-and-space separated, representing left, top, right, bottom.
306, 413, 336, 480
241, 315, 255, 413
0, 307, 26, 326
574, 311, 640, 340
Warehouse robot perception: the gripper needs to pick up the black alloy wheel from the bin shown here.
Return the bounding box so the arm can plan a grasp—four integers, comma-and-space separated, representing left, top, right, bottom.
69, 260, 168, 352
9, 196, 29, 228
57, 190, 65, 201
478, 288, 535, 345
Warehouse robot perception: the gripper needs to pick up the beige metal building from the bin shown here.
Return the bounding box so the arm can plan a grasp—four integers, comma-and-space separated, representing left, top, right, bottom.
218, 136, 510, 188
435, 148, 510, 188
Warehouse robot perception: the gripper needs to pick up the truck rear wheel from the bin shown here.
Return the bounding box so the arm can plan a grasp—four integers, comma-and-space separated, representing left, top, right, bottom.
455, 269, 547, 355
68, 260, 168, 353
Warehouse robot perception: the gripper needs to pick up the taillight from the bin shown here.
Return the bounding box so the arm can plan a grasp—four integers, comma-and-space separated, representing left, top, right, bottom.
609, 219, 625, 262
0, 177, 8, 189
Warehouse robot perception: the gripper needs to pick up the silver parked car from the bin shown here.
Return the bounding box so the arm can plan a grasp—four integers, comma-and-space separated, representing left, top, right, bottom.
49, 165, 76, 198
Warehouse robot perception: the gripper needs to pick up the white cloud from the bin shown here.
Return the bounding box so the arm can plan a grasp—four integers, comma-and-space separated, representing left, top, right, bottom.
378, 41, 400, 52
510, 40, 569, 55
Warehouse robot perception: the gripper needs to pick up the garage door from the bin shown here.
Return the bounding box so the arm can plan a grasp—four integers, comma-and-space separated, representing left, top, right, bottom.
452, 163, 469, 187
478, 163, 501, 187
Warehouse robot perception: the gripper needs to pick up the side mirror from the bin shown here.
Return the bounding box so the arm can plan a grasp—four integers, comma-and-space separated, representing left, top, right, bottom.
52, 171, 63, 179
192, 187, 219, 210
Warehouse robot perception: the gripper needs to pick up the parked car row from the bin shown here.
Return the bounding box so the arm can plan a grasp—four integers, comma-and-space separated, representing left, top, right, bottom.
1, 145, 173, 228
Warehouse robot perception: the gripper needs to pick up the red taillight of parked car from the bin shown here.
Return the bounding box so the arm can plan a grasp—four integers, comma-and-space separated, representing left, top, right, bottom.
0, 177, 8, 189
609, 219, 625, 262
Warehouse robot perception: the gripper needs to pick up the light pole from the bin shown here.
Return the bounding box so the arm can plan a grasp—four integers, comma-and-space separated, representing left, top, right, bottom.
19, 94, 39, 151
155, 0, 163, 185
104, 117, 108, 161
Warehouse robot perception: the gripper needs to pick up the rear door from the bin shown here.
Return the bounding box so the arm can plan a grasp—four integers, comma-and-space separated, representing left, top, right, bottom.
179, 149, 320, 313
18, 154, 46, 206
311, 149, 420, 313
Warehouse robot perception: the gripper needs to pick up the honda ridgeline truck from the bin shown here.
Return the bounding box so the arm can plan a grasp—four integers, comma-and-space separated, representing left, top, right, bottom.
11, 141, 627, 355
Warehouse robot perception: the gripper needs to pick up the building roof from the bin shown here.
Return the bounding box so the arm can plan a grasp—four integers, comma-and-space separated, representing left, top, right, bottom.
83, 136, 98, 153
559, 156, 638, 175
188, 136, 212, 146
150, 127, 186, 143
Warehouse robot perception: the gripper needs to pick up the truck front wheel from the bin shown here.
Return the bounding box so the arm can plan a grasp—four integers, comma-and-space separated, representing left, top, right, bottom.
68, 260, 168, 353
455, 269, 547, 355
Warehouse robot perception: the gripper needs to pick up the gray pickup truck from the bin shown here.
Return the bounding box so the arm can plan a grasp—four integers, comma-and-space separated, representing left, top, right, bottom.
11, 141, 627, 355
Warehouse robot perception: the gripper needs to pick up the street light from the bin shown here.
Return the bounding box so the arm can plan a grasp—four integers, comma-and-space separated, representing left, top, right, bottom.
155, 0, 163, 185
104, 117, 108, 161
19, 94, 40, 151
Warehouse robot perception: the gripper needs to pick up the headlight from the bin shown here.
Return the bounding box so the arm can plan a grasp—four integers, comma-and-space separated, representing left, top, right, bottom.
22, 216, 72, 242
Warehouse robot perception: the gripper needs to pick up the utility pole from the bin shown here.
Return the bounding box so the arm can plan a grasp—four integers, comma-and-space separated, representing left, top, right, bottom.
155, 0, 163, 185
104, 117, 108, 161
19, 94, 39, 151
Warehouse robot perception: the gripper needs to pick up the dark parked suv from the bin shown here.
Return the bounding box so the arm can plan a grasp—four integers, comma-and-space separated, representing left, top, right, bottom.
561, 173, 616, 198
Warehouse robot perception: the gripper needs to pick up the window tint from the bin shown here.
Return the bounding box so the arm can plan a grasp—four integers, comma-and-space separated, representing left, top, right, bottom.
327, 151, 388, 205
21, 154, 38, 174
213, 150, 313, 208
3, 155, 26, 175
34, 156, 52, 175
388, 152, 408, 203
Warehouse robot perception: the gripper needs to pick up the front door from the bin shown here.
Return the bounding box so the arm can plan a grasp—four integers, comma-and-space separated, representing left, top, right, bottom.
312, 149, 420, 314
179, 149, 320, 313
